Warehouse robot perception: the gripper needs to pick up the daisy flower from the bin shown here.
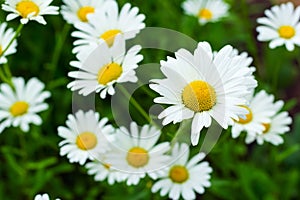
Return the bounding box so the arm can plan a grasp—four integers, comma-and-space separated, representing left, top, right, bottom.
72, 0, 145, 54
106, 122, 171, 186
151, 143, 212, 200
182, 0, 229, 25
61, 0, 112, 24
58, 110, 114, 165
2, 0, 59, 25
34, 193, 60, 200
256, 2, 300, 51
67, 35, 143, 99
149, 41, 257, 145
245, 97, 292, 145
0, 22, 17, 64
0, 77, 50, 133
231, 90, 279, 139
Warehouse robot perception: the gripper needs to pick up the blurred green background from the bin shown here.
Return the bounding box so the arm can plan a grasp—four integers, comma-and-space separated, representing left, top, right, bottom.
0, 0, 300, 199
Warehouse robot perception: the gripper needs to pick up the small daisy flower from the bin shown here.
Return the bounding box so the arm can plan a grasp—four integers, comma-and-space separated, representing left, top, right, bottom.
68, 35, 143, 99
2, 0, 59, 25
231, 90, 279, 139
0, 77, 50, 133
106, 122, 171, 186
0, 22, 17, 64
150, 42, 257, 145
256, 2, 300, 51
151, 143, 212, 200
182, 0, 229, 25
245, 97, 292, 145
58, 110, 114, 165
34, 193, 60, 200
61, 0, 112, 24
72, 0, 145, 54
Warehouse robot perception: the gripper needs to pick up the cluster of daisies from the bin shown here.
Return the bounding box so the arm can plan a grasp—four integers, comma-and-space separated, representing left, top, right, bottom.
0, 0, 296, 199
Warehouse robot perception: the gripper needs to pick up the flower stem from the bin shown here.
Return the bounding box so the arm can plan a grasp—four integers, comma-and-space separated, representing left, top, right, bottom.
0, 23, 23, 57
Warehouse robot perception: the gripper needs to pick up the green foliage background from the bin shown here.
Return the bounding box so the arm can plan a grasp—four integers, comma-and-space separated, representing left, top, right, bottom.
0, 0, 300, 199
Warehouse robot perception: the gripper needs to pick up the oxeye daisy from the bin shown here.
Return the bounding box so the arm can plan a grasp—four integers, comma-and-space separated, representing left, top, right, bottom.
182, 0, 229, 25
72, 0, 145, 54
2, 0, 59, 25
106, 122, 171, 186
231, 90, 279, 139
0, 77, 50, 133
34, 193, 60, 200
61, 0, 112, 24
245, 97, 292, 145
256, 2, 300, 51
67, 35, 143, 99
0, 22, 17, 64
151, 143, 212, 200
150, 41, 257, 145
58, 110, 114, 165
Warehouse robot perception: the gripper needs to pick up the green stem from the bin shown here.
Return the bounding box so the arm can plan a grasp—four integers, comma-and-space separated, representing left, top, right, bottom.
171, 119, 192, 146
0, 23, 23, 57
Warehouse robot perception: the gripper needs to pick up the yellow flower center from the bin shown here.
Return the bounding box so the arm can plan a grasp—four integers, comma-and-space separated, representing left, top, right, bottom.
77, 6, 95, 22
237, 106, 253, 124
103, 163, 111, 169
100, 29, 122, 47
98, 62, 122, 85
10, 101, 29, 117
278, 25, 295, 39
198, 8, 213, 20
169, 165, 189, 183
76, 132, 97, 150
0, 46, 3, 55
126, 147, 149, 168
262, 123, 271, 134
16, 1, 40, 18
182, 80, 217, 112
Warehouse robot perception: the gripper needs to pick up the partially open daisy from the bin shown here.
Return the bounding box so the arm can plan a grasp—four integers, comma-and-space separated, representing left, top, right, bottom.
0, 77, 50, 133
256, 2, 300, 51
34, 193, 60, 200
72, 0, 145, 55
231, 90, 279, 139
245, 97, 292, 145
150, 42, 257, 145
182, 0, 229, 25
0, 22, 17, 64
68, 35, 143, 99
106, 122, 171, 186
58, 110, 114, 165
2, 0, 59, 25
61, 0, 111, 24
151, 143, 212, 200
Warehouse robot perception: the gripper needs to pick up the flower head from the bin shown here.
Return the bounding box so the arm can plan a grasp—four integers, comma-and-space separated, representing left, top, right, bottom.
34, 193, 60, 200
0, 22, 17, 64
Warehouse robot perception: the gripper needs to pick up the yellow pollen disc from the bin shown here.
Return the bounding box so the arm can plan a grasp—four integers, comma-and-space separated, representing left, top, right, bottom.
0, 46, 3, 55
10, 101, 29, 117
182, 80, 217, 112
237, 105, 253, 124
262, 123, 271, 134
198, 8, 213, 20
76, 132, 97, 150
126, 147, 149, 168
278, 25, 295, 39
169, 165, 189, 183
98, 62, 122, 85
100, 29, 122, 47
77, 6, 95, 22
16, 1, 40, 18
103, 163, 111, 169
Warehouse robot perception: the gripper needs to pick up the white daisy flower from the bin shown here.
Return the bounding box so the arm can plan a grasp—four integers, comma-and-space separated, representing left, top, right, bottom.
245, 97, 292, 145
72, 0, 145, 55
34, 193, 60, 200
149, 41, 257, 145
106, 122, 171, 186
0, 22, 17, 64
182, 0, 229, 25
151, 143, 212, 200
58, 110, 114, 165
2, 0, 59, 25
256, 2, 300, 51
231, 90, 279, 139
67, 35, 143, 99
61, 0, 112, 24
0, 77, 50, 133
